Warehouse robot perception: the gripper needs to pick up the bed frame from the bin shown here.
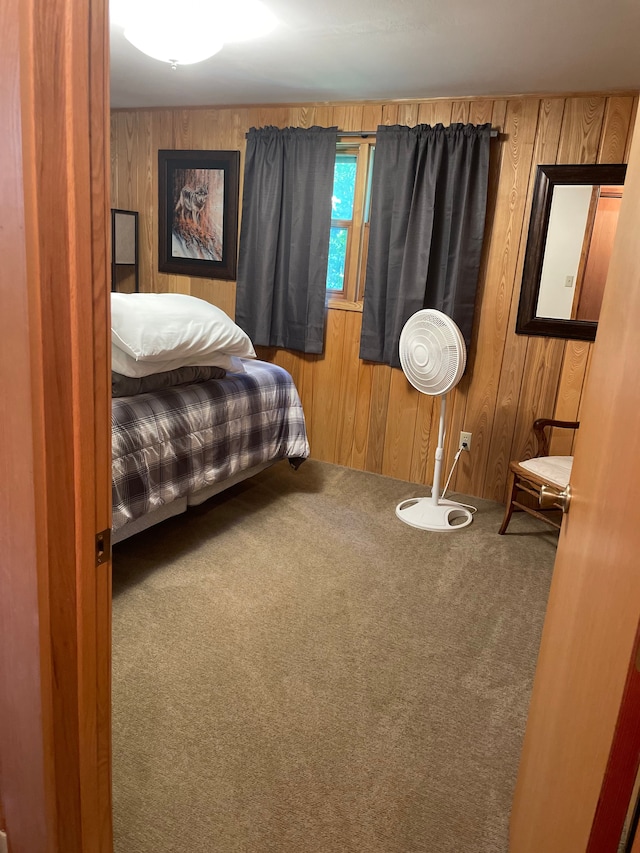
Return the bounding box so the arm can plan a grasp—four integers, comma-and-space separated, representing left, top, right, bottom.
112, 460, 274, 544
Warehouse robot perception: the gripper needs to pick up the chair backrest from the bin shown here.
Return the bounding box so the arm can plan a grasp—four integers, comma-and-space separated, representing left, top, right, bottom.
533, 418, 580, 457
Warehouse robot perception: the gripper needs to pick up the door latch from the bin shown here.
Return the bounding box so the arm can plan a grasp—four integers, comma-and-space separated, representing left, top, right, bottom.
95, 528, 111, 566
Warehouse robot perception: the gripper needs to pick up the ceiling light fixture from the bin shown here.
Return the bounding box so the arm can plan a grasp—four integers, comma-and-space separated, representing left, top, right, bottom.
122, 0, 278, 69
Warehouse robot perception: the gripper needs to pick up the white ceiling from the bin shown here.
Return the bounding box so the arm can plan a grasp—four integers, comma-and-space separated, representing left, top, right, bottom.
110, 0, 640, 110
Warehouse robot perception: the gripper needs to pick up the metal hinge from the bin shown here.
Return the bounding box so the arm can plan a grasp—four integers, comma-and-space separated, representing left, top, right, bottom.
96, 528, 111, 567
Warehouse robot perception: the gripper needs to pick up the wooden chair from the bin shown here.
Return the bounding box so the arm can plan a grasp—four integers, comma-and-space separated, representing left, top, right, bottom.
498, 418, 579, 534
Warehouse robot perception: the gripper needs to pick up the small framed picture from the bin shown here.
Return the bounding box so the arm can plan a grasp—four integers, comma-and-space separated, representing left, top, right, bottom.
158, 149, 240, 280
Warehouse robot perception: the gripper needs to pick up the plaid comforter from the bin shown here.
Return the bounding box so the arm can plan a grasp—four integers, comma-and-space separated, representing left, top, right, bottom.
112, 360, 310, 532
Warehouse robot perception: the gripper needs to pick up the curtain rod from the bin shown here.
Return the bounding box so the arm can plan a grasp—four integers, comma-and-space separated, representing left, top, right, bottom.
245, 128, 499, 138
338, 129, 500, 138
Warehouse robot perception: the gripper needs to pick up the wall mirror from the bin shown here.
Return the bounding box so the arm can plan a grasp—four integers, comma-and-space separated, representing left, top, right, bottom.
516, 163, 626, 341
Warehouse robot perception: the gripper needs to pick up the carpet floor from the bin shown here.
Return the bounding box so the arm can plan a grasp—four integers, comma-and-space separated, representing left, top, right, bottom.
112, 459, 558, 853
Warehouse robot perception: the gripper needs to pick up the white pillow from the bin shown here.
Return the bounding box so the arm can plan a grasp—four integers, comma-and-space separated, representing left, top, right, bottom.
111, 343, 246, 378
111, 292, 256, 363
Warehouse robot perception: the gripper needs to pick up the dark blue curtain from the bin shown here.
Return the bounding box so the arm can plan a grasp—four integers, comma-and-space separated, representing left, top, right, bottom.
236, 125, 338, 354
360, 123, 492, 367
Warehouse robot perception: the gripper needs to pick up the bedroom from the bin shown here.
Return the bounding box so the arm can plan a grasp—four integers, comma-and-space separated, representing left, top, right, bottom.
2, 0, 640, 852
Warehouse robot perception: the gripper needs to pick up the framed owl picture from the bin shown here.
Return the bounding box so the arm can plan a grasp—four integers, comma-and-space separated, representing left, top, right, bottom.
158, 149, 240, 281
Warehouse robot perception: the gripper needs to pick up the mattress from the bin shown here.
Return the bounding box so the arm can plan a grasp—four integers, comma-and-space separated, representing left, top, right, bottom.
111, 359, 309, 533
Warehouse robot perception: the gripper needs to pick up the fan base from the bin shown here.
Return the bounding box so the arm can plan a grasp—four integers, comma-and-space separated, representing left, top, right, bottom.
395, 497, 473, 532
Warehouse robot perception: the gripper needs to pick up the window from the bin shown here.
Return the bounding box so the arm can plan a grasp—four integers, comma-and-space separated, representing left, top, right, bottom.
326, 139, 375, 306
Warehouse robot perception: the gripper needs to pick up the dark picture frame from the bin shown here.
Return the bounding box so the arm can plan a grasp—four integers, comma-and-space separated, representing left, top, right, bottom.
158, 149, 240, 281
516, 163, 626, 342
111, 208, 139, 292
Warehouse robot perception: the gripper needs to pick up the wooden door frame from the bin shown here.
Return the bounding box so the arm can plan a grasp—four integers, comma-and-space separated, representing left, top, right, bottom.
587, 621, 640, 850
0, 0, 112, 850
510, 107, 640, 852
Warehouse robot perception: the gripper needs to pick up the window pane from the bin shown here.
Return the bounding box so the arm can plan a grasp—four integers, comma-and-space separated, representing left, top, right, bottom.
326, 226, 348, 291
331, 154, 357, 220
364, 146, 375, 223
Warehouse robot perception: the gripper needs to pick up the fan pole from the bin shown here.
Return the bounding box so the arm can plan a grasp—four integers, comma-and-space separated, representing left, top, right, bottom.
430, 394, 447, 505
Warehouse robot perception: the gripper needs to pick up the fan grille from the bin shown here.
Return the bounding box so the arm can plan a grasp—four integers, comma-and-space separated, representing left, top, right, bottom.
398, 310, 466, 395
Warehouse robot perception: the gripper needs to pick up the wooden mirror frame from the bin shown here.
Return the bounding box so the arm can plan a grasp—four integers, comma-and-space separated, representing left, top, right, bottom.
516, 163, 627, 341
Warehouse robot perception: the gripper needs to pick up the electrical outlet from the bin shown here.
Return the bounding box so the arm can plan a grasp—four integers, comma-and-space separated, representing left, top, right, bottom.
459, 431, 472, 451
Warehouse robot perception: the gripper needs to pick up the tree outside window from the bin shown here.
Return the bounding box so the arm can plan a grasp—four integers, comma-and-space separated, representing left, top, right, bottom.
326, 140, 375, 306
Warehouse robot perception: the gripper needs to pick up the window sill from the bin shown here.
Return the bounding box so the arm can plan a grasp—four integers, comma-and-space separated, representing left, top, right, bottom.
326, 298, 363, 313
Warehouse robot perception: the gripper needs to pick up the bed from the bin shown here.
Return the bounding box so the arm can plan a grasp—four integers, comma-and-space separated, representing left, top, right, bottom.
112, 290, 309, 543
111, 358, 310, 543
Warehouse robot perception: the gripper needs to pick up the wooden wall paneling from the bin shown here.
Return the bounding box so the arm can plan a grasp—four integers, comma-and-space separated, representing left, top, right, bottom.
452, 98, 540, 497
232, 106, 251, 147
381, 103, 399, 125
255, 106, 289, 129
556, 96, 607, 165
451, 100, 470, 124
173, 107, 194, 148
136, 110, 154, 296
381, 367, 420, 480
512, 336, 566, 464
488, 100, 508, 137
271, 347, 297, 383
201, 105, 221, 142
190, 279, 237, 318
307, 309, 348, 461
335, 311, 364, 467
196, 105, 220, 144
299, 353, 318, 449
312, 105, 336, 127
397, 102, 420, 126
417, 100, 451, 126
333, 104, 365, 132
350, 358, 374, 470
415, 101, 435, 125
365, 363, 393, 473
117, 110, 137, 211
433, 100, 454, 125
482, 97, 565, 501
282, 349, 307, 394
361, 103, 384, 131
574, 344, 595, 455
288, 105, 316, 128
550, 340, 591, 455
443, 99, 507, 493
599, 96, 635, 164
468, 100, 494, 126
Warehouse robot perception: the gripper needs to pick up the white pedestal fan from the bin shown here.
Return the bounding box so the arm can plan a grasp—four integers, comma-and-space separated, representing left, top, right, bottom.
395, 309, 473, 532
